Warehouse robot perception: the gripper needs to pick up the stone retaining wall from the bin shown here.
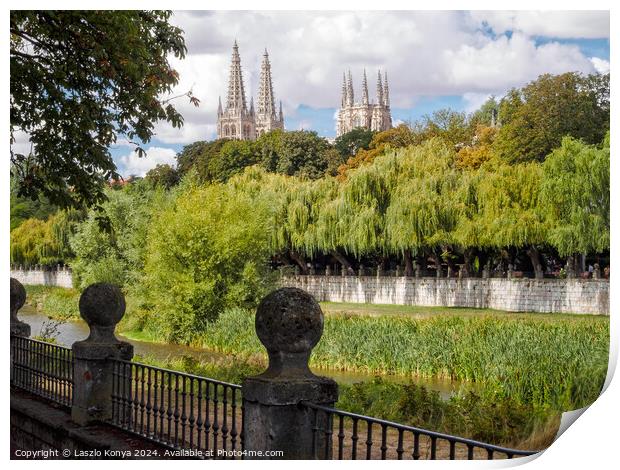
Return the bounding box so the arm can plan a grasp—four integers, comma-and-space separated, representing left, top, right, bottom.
281, 275, 609, 314
10, 267, 73, 289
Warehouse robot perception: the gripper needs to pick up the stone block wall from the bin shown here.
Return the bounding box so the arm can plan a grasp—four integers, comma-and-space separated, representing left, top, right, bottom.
281, 275, 609, 315
10, 267, 73, 289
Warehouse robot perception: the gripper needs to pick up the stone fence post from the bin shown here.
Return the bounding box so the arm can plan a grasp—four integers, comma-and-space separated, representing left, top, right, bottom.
10, 278, 31, 338
242, 287, 338, 459
71, 283, 133, 426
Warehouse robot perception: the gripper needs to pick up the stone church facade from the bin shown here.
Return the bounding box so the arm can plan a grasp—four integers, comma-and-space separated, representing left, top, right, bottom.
336, 70, 392, 137
217, 41, 284, 141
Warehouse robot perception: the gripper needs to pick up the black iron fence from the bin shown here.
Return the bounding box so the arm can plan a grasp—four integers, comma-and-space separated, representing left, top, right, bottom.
109, 359, 243, 458
10, 335, 74, 408
304, 402, 537, 460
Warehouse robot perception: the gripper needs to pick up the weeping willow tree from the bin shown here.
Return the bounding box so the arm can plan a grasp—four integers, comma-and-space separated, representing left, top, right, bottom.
540, 135, 610, 275
452, 169, 487, 276
319, 152, 401, 270
385, 140, 462, 275
474, 162, 547, 278
10, 212, 74, 265
272, 177, 340, 271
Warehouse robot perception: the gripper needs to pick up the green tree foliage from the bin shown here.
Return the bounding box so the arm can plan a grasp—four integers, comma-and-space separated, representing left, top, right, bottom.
541, 135, 610, 257
145, 164, 180, 189
336, 124, 418, 178
176, 140, 226, 181
494, 72, 610, 163
334, 127, 375, 158
140, 169, 287, 342
70, 183, 162, 289
10, 213, 73, 265
419, 109, 475, 148
10, 177, 57, 231
210, 140, 258, 182
272, 130, 331, 179
10, 10, 189, 209
385, 140, 461, 259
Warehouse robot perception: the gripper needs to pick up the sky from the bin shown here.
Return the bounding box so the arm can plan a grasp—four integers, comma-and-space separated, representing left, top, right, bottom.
11, 10, 611, 177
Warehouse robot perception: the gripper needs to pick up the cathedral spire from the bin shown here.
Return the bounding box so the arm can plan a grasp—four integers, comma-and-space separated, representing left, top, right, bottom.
257, 49, 276, 118
376, 70, 384, 106
362, 69, 369, 105
217, 96, 223, 116
279, 100, 284, 123
341, 72, 347, 108
226, 40, 247, 113
383, 71, 390, 108
347, 70, 354, 106
250, 96, 255, 116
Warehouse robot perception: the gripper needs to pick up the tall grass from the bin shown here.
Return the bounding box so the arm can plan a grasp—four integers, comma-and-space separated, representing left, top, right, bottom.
149, 307, 609, 412
24, 285, 80, 319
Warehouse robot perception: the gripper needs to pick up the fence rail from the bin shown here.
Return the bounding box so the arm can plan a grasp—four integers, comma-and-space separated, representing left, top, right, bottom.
109, 359, 244, 459
304, 402, 537, 460
10, 335, 74, 408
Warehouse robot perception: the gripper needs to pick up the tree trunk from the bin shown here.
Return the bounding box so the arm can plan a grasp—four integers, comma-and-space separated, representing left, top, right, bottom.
403, 249, 414, 277
289, 250, 308, 275
331, 250, 354, 275
431, 251, 442, 278
526, 245, 544, 279
442, 246, 456, 277
462, 248, 475, 278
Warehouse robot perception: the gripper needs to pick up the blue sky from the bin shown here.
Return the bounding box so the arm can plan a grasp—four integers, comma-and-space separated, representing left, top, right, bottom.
17, 11, 607, 177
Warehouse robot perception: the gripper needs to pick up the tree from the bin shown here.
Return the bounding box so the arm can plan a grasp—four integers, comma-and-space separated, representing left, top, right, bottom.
10, 175, 57, 231
493, 72, 610, 163
474, 162, 547, 278
10, 212, 76, 266
337, 124, 417, 178
540, 135, 610, 271
275, 130, 330, 179
456, 125, 498, 170
141, 170, 283, 342
10, 10, 190, 209
208, 140, 258, 182
334, 127, 375, 158
176, 139, 229, 182
145, 164, 180, 189
385, 140, 462, 275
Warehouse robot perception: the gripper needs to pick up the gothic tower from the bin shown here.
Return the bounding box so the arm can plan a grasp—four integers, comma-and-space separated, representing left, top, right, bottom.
255, 49, 284, 137
337, 69, 392, 137
217, 41, 256, 140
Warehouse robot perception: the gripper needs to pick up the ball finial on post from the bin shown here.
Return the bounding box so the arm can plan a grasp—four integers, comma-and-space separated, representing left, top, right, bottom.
255, 287, 324, 377
79, 283, 126, 343
242, 287, 338, 459
72, 283, 133, 425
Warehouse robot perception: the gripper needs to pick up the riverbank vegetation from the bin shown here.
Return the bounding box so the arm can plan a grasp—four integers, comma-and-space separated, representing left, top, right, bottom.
24, 285, 609, 415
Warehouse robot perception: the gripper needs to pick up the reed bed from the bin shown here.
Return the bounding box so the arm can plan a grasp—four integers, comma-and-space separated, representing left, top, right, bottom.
196, 307, 609, 411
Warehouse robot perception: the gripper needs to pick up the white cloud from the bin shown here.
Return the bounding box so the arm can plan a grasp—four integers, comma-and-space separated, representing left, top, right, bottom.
469, 11, 609, 39
442, 33, 594, 93
163, 10, 605, 134
590, 57, 610, 74
462, 93, 492, 113
117, 146, 177, 177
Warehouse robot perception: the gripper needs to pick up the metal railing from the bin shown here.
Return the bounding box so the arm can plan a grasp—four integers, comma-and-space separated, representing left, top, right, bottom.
304, 402, 538, 460
10, 335, 74, 408
109, 359, 244, 458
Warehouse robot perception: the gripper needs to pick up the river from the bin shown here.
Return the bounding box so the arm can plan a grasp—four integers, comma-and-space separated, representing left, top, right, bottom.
20, 305, 463, 398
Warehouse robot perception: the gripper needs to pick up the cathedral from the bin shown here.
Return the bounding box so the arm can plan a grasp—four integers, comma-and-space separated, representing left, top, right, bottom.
217, 41, 284, 141
336, 70, 392, 137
